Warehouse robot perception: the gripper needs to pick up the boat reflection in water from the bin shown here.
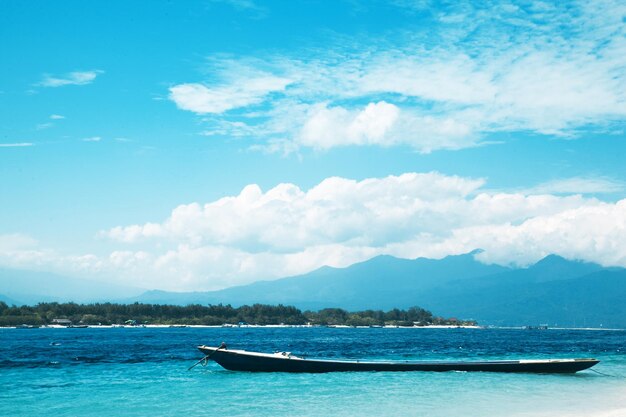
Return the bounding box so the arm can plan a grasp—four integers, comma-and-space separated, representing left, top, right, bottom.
196, 344, 599, 373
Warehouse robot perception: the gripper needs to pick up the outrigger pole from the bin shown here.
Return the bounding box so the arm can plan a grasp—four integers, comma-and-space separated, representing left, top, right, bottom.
188, 342, 227, 371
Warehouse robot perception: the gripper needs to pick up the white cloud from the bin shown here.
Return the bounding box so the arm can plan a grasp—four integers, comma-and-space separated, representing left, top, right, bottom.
444, 200, 626, 267
50, 114, 65, 120
79, 172, 625, 290
0, 142, 34, 147
168, 1, 626, 152
490, 51, 626, 133
0, 234, 38, 252
39, 70, 103, 87
358, 54, 497, 105
0, 238, 110, 286
105, 222, 162, 243
246, 99, 478, 154
2, 172, 626, 291
82, 136, 101, 142
169, 74, 291, 114
209, 0, 269, 19
522, 176, 625, 195
298, 101, 400, 149
36, 123, 53, 130
102, 173, 491, 249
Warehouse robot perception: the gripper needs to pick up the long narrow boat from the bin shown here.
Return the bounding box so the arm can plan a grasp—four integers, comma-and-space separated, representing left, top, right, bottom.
197, 345, 599, 373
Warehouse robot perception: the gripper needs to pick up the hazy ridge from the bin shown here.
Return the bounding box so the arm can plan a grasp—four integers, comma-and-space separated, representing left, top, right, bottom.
2, 253, 625, 327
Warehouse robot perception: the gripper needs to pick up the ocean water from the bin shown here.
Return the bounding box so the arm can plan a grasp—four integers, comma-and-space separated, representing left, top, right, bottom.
1, 327, 625, 417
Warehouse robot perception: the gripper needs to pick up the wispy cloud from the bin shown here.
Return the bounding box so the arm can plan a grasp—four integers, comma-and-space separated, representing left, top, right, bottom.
169, 1, 626, 153
0, 142, 34, 147
169, 74, 291, 114
522, 176, 625, 195
82, 136, 102, 142
35, 114, 65, 130
39, 70, 103, 87
209, 0, 269, 19
36, 123, 53, 130
0, 233, 38, 252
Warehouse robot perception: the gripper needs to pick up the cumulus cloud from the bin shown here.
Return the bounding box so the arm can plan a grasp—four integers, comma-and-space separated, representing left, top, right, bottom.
444, 200, 626, 267
3, 173, 625, 291
39, 70, 103, 87
80, 172, 626, 290
298, 101, 400, 149
101, 173, 600, 254
102, 173, 490, 249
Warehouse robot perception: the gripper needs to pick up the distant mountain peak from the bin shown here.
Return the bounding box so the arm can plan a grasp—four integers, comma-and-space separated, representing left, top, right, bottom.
535, 254, 569, 264
532, 254, 598, 269
525, 254, 604, 283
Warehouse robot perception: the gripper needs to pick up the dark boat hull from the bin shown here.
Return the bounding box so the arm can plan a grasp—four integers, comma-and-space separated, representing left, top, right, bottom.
198, 346, 599, 373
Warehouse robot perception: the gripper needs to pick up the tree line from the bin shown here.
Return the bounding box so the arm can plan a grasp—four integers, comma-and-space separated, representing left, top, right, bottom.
0, 301, 476, 327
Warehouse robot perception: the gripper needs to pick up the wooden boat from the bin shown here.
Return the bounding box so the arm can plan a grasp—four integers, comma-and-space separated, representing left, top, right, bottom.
197, 345, 599, 373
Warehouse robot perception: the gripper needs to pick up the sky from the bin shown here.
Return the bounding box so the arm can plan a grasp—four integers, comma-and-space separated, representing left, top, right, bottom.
1, 0, 625, 292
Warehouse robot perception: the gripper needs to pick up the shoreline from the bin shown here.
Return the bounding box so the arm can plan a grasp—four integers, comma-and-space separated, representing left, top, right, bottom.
1, 324, 624, 330
0, 324, 482, 329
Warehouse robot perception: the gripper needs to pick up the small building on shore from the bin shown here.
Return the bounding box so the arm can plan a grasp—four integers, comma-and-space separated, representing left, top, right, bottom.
51, 318, 72, 326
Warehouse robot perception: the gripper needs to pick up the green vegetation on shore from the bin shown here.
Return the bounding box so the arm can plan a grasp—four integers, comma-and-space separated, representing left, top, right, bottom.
0, 302, 476, 327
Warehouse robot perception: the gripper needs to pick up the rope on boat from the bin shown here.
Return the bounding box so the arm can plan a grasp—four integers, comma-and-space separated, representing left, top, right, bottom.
589, 368, 625, 378
187, 343, 226, 371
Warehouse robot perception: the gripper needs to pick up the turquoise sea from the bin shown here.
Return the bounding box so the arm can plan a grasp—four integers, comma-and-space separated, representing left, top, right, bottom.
1, 327, 625, 416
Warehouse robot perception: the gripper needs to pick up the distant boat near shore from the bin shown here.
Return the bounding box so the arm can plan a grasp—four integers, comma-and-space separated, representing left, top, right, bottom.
15, 324, 39, 329
525, 325, 549, 330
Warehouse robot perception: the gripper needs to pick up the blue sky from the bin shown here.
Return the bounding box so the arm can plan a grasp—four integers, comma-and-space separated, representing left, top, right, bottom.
1, 0, 625, 291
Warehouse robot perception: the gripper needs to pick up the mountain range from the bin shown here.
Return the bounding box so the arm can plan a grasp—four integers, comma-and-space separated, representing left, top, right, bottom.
1, 252, 625, 328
